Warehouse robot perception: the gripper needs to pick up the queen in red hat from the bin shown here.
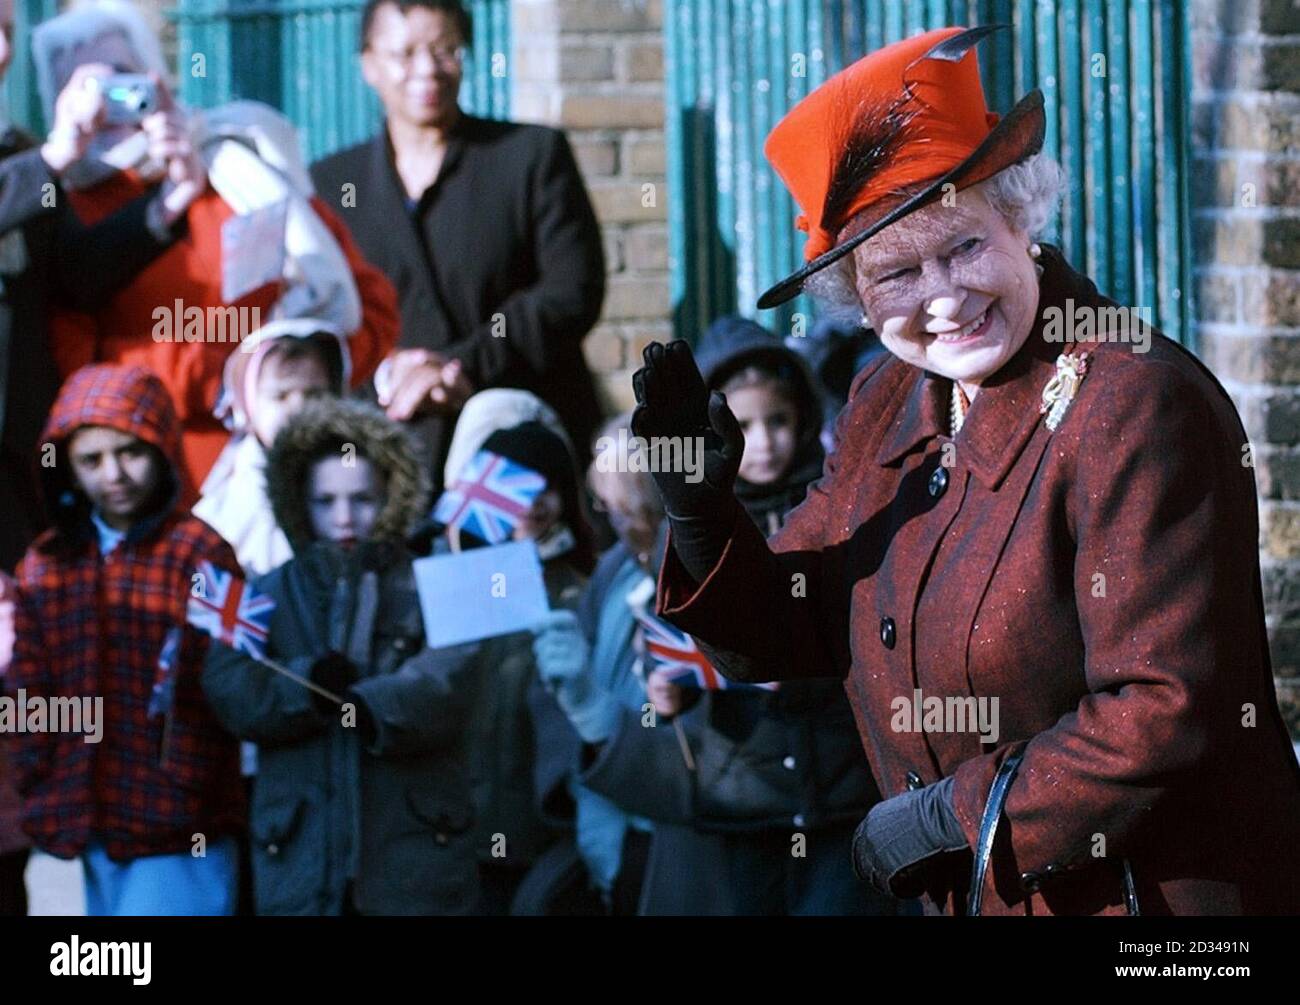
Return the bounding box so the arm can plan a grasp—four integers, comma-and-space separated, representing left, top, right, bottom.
631, 26, 1300, 916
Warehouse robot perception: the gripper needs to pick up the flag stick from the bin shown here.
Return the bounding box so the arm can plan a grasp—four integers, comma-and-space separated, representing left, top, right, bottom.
671, 717, 696, 772
254, 652, 345, 706
220, 645, 344, 706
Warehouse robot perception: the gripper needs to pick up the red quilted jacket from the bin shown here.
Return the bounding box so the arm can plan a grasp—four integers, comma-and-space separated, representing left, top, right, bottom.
5, 364, 245, 860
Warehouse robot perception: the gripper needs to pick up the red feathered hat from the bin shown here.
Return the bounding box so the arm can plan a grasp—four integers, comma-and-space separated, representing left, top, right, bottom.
758, 25, 1045, 309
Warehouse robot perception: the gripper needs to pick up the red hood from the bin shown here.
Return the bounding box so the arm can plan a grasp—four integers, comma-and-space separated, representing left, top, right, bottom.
42, 364, 182, 467
37, 365, 187, 548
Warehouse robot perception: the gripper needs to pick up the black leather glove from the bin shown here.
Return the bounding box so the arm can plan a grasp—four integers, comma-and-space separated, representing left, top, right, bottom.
631, 341, 746, 582
631, 340, 745, 520
309, 651, 358, 715
852, 777, 971, 899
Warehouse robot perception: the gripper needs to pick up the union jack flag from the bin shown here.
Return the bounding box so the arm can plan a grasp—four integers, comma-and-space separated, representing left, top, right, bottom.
147, 626, 183, 719
633, 610, 777, 692
433, 449, 547, 545
186, 561, 275, 660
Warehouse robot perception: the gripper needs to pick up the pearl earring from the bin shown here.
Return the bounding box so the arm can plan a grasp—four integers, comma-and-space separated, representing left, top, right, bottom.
1029, 243, 1042, 259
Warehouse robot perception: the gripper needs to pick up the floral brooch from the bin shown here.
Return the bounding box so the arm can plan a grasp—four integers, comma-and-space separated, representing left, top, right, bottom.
1039, 351, 1091, 432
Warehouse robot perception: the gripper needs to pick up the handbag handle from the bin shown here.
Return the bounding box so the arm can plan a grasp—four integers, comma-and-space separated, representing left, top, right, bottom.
966, 749, 1140, 916
966, 750, 1024, 916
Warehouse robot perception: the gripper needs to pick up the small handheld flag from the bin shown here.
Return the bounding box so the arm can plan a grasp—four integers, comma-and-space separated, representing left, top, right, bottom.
433, 449, 547, 545
633, 609, 777, 692
148, 626, 183, 719
187, 561, 275, 660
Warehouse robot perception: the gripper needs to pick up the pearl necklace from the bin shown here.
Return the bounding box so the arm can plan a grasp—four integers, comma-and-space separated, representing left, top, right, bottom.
950, 381, 968, 436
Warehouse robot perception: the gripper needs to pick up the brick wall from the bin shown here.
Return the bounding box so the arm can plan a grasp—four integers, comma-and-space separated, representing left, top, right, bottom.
1191, 0, 1300, 736
511, 0, 670, 418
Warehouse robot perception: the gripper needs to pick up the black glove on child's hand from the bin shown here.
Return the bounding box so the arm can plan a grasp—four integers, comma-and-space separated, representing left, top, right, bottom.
309, 651, 357, 715
852, 776, 971, 900
630, 340, 745, 521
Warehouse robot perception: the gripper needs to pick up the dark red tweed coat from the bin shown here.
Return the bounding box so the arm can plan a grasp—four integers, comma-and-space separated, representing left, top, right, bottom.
658, 248, 1300, 915
5, 364, 244, 861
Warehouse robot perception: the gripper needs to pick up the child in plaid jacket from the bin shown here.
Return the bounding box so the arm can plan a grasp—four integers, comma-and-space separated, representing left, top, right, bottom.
4, 364, 244, 915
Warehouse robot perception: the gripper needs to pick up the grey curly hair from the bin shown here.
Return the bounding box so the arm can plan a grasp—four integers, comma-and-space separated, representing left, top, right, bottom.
804, 153, 1065, 316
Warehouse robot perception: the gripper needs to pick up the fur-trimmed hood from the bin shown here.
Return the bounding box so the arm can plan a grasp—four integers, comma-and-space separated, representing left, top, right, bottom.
266, 399, 429, 552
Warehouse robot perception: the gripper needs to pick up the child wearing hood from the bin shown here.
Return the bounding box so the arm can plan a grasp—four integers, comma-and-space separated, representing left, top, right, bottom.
194, 319, 350, 576
531, 415, 730, 915
437, 390, 595, 914
538, 318, 899, 915
4, 364, 245, 915
193, 319, 349, 912
693, 315, 827, 534
201, 399, 482, 915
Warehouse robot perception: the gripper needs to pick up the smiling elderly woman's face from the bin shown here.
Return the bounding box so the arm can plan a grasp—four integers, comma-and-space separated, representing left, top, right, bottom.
850, 185, 1040, 390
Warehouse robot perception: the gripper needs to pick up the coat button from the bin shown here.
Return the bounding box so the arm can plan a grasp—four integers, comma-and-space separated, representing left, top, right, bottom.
905, 770, 923, 791
792, 814, 805, 828
782, 756, 796, 770
435, 833, 449, 847
1020, 871, 1042, 893
928, 466, 949, 498
879, 617, 896, 649
266, 843, 280, 856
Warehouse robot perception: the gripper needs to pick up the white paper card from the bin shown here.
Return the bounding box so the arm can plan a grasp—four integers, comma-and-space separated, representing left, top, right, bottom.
412, 539, 551, 649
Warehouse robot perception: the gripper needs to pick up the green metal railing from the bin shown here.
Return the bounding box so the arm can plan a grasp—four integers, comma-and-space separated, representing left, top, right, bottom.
2, 0, 61, 136
171, 0, 510, 162
666, 0, 1195, 346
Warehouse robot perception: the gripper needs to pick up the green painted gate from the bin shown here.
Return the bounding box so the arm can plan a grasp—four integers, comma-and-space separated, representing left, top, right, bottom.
2, 0, 60, 135
172, 0, 511, 162
665, 0, 1195, 345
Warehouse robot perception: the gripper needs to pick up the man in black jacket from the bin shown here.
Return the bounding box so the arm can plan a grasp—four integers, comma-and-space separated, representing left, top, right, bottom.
311, 0, 606, 489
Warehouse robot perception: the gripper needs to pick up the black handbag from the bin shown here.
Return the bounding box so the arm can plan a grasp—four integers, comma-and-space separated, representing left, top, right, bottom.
966, 750, 1140, 916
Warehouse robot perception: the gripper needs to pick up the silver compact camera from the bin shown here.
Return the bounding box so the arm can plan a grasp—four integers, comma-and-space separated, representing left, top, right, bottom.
101, 74, 158, 125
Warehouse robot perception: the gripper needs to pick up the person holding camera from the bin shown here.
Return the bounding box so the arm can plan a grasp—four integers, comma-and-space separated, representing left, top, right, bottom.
34, 1, 399, 502
0, 9, 194, 578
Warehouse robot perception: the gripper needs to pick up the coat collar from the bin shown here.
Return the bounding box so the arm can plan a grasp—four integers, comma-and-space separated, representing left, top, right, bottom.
373, 113, 475, 205
874, 245, 1098, 490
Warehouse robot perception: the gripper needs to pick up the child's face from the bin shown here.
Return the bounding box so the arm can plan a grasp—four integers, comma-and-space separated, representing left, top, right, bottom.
589, 467, 660, 563
67, 425, 165, 530
251, 349, 333, 448
726, 382, 799, 486
514, 489, 562, 542
307, 455, 386, 548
